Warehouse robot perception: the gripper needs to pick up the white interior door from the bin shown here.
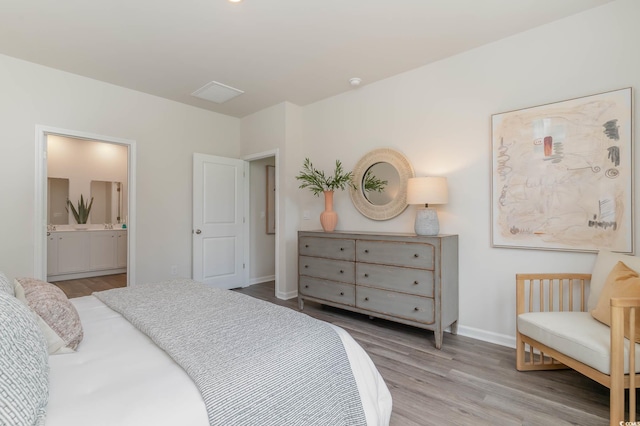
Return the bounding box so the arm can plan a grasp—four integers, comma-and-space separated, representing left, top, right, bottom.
193, 153, 248, 289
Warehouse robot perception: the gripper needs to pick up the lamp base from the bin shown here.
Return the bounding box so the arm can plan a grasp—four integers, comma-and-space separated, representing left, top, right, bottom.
414, 207, 439, 236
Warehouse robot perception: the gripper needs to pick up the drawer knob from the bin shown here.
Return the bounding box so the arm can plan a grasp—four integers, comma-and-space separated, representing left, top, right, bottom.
340, 247, 344, 251
340, 292, 344, 296
364, 273, 369, 278
305, 244, 309, 248
414, 253, 419, 258
304, 265, 309, 268
413, 280, 419, 285
364, 249, 369, 253
414, 307, 419, 311
339, 270, 344, 274
364, 297, 369, 301
305, 285, 309, 288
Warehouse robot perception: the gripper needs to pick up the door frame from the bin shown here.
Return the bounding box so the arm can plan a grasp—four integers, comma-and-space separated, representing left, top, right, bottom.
242, 149, 279, 295
34, 125, 137, 285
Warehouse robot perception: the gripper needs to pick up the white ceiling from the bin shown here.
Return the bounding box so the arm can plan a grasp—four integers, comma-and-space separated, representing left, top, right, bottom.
0, 0, 614, 118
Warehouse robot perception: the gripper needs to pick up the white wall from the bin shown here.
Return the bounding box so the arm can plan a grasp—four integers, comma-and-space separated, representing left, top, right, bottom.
249, 157, 276, 283
241, 102, 304, 298
293, 0, 640, 345
0, 53, 240, 284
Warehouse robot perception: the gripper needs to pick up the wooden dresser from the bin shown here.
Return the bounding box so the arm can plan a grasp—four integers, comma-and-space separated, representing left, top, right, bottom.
298, 231, 458, 349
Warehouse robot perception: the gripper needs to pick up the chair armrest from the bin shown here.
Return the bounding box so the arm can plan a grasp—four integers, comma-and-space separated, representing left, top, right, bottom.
516, 273, 592, 315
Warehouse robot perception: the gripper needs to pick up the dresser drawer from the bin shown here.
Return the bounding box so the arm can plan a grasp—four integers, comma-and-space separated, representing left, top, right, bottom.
356, 240, 434, 269
356, 286, 434, 324
299, 277, 355, 306
299, 236, 355, 261
356, 263, 434, 297
299, 256, 355, 283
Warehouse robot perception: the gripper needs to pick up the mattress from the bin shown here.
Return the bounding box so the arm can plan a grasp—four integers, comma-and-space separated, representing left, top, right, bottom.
46, 295, 392, 426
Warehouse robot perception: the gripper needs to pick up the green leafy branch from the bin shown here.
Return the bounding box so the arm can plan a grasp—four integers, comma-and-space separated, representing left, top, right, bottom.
363, 171, 387, 193
296, 158, 357, 196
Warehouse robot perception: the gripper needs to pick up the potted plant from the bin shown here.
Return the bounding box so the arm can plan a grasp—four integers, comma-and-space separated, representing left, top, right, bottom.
66, 194, 94, 228
296, 158, 356, 232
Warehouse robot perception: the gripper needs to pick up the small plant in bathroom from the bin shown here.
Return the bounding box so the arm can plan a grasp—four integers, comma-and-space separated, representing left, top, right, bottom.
66, 194, 94, 224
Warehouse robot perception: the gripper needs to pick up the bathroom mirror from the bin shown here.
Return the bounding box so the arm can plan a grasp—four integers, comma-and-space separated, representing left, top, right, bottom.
91, 180, 123, 224
350, 148, 414, 220
48, 177, 69, 225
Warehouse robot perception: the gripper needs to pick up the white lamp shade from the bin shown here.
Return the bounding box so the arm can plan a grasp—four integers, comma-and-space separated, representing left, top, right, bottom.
406, 177, 448, 205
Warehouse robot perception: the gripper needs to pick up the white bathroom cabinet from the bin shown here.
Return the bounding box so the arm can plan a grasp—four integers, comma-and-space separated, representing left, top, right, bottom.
47, 229, 127, 281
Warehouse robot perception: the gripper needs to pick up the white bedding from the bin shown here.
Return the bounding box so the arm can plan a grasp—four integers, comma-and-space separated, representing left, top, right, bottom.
46, 295, 392, 426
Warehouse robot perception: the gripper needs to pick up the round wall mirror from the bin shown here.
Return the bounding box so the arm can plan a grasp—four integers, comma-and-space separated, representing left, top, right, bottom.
350, 148, 414, 220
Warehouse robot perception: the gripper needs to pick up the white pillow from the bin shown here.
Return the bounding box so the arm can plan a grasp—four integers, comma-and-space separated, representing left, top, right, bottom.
587, 250, 640, 310
0, 271, 14, 296
0, 292, 49, 426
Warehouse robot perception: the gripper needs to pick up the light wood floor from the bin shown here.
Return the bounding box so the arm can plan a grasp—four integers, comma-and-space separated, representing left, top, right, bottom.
235, 281, 611, 426
53, 273, 126, 298
60, 277, 612, 424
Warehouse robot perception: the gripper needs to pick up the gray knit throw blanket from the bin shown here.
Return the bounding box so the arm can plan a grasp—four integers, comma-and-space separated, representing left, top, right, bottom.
94, 279, 366, 426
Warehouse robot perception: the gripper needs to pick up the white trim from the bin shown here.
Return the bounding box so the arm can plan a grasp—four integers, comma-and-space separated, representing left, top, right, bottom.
456, 325, 516, 349
48, 268, 127, 283
242, 149, 280, 296
276, 289, 298, 300
34, 125, 137, 286
248, 275, 276, 286
242, 160, 251, 287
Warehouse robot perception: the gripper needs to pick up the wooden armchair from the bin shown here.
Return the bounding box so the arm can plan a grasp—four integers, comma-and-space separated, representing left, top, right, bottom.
516, 273, 640, 425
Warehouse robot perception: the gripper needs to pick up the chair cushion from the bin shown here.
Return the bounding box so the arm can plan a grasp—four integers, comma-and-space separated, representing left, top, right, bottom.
588, 250, 640, 311
591, 261, 640, 342
518, 311, 640, 375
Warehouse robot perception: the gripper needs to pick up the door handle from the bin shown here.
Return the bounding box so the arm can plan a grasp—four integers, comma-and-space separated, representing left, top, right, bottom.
195, 229, 202, 234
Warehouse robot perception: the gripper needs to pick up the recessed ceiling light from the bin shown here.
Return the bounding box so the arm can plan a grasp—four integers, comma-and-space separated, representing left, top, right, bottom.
229, 0, 243, 3
349, 77, 362, 87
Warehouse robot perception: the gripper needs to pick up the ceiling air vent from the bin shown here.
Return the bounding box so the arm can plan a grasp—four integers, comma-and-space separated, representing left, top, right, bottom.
191, 80, 244, 104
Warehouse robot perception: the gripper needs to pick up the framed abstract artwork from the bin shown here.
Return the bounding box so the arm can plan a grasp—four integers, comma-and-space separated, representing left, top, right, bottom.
491, 88, 633, 253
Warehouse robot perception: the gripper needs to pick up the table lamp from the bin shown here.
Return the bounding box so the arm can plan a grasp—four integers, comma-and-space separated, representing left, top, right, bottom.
406, 176, 448, 236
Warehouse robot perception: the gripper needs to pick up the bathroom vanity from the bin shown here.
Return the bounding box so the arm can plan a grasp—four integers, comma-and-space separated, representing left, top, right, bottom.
47, 228, 127, 281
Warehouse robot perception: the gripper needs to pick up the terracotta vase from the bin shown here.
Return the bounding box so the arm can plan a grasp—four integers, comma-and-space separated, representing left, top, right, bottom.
320, 190, 338, 232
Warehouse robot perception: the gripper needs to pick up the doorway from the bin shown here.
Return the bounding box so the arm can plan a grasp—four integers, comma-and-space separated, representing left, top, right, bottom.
191, 151, 277, 292
243, 150, 279, 295
34, 126, 136, 285
248, 156, 276, 285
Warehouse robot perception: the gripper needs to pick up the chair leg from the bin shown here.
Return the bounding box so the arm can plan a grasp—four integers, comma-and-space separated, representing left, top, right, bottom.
516, 331, 526, 371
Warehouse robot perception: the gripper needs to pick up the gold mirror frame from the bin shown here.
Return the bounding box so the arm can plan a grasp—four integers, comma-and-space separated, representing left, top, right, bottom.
350, 148, 414, 220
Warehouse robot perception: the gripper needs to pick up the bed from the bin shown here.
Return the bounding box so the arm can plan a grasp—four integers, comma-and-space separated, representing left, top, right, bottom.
0, 276, 392, 426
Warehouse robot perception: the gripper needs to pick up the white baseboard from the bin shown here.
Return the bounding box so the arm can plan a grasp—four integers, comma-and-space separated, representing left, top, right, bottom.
456, 325, 516, 349
248, 275, 275, 286
48, 268, 127, 283
276, 290, 298, 300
